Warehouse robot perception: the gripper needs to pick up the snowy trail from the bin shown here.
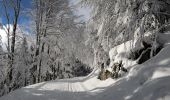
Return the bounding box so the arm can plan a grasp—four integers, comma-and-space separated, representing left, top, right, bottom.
1, 42, 170, 100
0, 69, 116, 100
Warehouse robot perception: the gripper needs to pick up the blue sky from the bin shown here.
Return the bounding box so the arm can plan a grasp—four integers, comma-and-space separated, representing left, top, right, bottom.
0, 0, 90, 25
0, 0, 32, 25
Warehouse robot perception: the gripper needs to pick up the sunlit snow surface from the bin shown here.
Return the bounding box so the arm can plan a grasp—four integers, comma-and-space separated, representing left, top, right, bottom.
1, 33, 170, 100
0, 69, 116, 100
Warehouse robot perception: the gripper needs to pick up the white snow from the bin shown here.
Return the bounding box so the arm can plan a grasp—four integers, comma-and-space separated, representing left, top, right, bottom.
0, 69, 116, 100
109, 40, 138, 68
1, 34, 170, 100
151, 68, 170, 79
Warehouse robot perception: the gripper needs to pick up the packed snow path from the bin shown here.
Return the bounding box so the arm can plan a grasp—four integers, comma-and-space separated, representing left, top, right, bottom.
0, 69, 116, 100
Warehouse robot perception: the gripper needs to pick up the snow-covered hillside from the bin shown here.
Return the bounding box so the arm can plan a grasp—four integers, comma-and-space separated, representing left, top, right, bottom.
1, 32, 170, 100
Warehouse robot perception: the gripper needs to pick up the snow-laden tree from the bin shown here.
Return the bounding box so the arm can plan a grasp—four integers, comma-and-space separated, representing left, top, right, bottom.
29, 0, 92, 84
0, 0, 93, 97
81, 0, 170, 67
0, 0, 22, 94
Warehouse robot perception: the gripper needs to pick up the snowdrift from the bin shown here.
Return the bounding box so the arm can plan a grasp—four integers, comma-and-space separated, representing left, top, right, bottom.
109, 40, 138, 69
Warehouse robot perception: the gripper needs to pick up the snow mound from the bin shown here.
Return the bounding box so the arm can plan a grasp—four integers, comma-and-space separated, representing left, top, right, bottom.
109, 40, 138, 68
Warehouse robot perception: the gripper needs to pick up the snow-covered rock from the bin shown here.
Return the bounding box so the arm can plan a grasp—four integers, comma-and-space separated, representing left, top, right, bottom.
109, 40, 139, 68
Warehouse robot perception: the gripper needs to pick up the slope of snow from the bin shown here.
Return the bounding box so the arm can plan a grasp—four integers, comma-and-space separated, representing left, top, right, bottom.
1, 34, 170, 100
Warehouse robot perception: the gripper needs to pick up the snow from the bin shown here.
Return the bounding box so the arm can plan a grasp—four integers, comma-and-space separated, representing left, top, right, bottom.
1, 35, 170, 100
0, 69, 116, 100
158, 32, 170, 46
109, 40, 138, 68
151, 68, 170, 79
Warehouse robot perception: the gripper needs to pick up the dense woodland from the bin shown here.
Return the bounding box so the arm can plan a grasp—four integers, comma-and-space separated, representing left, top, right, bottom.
0, 0, 170, 97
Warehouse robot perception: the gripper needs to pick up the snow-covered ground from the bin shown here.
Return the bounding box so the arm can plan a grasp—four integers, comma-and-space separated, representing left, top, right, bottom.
0, 69, 116, 100
1, 33, 170, 100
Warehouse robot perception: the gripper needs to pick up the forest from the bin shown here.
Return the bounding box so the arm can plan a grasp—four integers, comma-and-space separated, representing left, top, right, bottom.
0, 0, 170, 100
